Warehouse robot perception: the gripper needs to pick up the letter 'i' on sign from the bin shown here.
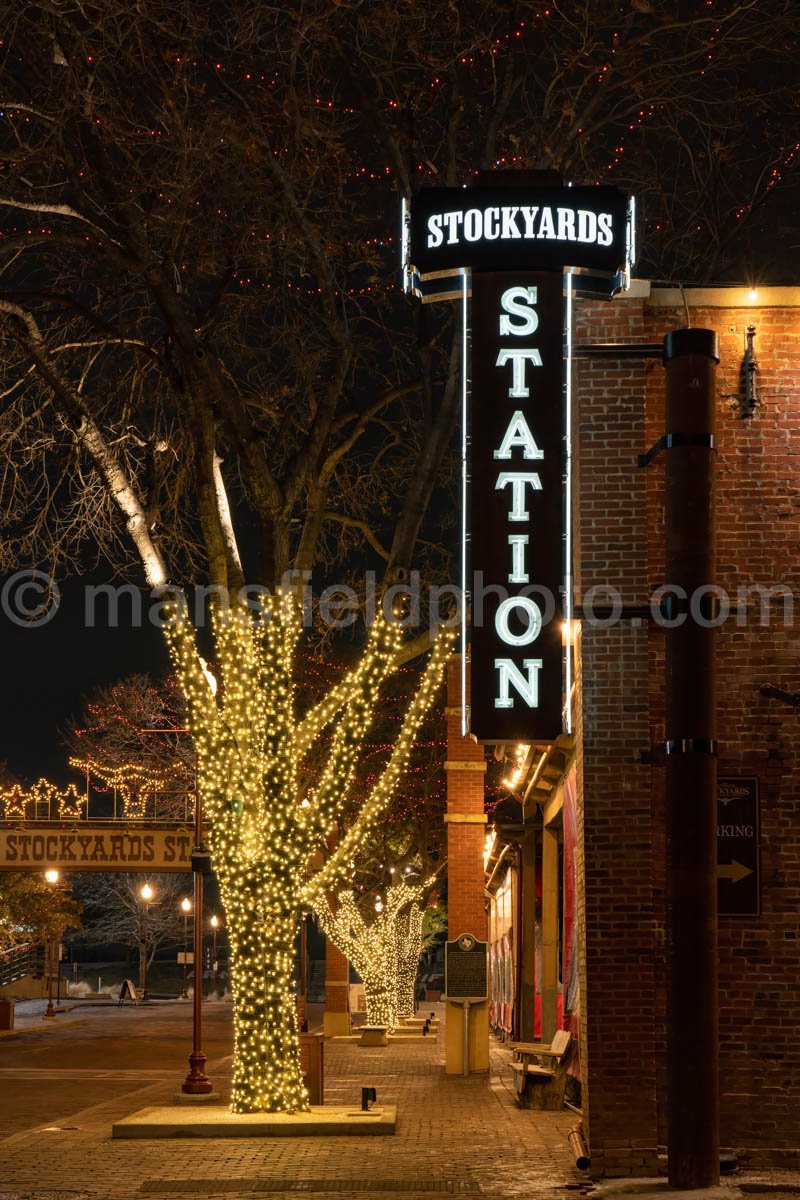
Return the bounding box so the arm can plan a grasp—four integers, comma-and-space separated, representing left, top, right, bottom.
469, 271, 564, 741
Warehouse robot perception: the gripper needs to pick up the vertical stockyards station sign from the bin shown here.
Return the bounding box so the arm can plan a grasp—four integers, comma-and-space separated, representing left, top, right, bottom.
470, 272, 563, 739
404, 180, 635, 741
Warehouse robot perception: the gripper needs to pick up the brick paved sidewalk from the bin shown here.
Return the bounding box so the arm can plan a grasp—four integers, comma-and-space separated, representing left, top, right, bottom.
0, 1000, 582, 1200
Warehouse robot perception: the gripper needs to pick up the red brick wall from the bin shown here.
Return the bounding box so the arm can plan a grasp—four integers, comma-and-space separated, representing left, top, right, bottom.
575, 291, 800, 1172
444, 658, 490, 1073
645, 301, 800, 1166
324, 939, 349, 1014
574, 296, 659, 1176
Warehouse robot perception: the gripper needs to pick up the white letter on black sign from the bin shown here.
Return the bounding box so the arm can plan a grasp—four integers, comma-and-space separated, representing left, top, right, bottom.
484, 207, 500, 239
493, 411, 544, 461
495, 596, 543, 646
495, 472, 542, 520
495, 349, 543, 398
427, 214, 444, 248
499, 286, 538, 336
494, 658, 543, 709
508, 534, 529, 583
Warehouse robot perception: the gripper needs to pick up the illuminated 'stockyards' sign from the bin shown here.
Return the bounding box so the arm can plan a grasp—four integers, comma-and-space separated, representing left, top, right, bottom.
403, 180, 635, 741
406, 184, 632, 300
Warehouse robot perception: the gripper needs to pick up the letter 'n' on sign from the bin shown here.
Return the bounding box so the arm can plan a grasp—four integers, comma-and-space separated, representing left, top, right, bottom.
469, 271, 564, 742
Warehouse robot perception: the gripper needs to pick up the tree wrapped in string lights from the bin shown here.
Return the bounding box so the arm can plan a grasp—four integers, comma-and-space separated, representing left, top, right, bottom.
165, 592, 452, 1111
314, 877, 433, 1031
308, 663, 447, 1029
394, 897, 426, 1022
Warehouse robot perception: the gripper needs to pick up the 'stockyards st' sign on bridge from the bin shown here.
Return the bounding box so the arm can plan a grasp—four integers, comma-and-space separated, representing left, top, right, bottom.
403, 177, 635, 742
0, 825, 193, 872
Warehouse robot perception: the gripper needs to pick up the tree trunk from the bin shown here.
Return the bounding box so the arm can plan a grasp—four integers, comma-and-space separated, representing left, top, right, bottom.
363, 969, 398, 1030
224, 885, 309, 1113
396, 973, 416, 1020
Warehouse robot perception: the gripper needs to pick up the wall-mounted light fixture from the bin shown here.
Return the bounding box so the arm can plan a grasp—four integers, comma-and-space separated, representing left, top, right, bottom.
730, 324, 758, 418
742, 324, 758, 417
760, 683, 800, 707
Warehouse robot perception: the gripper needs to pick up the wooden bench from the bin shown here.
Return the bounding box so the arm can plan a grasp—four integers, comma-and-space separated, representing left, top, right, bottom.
509, 1029, 572, 1110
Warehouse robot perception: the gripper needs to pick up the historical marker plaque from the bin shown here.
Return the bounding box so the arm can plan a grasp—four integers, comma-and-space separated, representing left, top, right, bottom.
717, 776, 760, 917
445, 933, 488, 1001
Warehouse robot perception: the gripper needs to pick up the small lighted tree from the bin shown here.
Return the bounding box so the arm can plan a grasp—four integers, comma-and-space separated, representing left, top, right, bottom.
394, 897, 426, 1022
396, 901, 447, 1019
315, 875, 436, 1030
164, 592, 452, 1111
0, 873, 81, 951
311, 698, 447, 1030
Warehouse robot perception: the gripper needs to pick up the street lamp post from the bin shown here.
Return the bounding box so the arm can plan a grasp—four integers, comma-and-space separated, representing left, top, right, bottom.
181, 896, 192, 998
210, 915, 219, 997
139, 883, 154, 1001
137, 713, 213, 1094
43, 869, 60, 1019
181, 746, 212, 1094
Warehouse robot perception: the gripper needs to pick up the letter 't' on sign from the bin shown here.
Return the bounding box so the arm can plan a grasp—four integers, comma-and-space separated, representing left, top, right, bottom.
469, 271, 564, 742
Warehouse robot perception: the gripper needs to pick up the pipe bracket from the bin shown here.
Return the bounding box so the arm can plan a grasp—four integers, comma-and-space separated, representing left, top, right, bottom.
637, 432, 715, 468
641, 737, 719, 764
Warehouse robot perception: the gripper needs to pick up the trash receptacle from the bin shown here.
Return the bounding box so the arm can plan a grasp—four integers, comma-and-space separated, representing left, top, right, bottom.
299, 1031, 324, 1105
0, 1000, 15, 1030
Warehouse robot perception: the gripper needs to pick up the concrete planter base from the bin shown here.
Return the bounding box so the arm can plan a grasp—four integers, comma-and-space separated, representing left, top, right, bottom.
112, 1104, 397, 1138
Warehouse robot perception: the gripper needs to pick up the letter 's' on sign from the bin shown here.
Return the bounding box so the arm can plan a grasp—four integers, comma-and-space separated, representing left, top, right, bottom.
470, 272, 564, 742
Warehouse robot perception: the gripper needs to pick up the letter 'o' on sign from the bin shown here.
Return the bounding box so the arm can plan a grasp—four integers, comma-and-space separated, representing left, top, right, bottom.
464, 209, 482, 241
495, 596, 542, 646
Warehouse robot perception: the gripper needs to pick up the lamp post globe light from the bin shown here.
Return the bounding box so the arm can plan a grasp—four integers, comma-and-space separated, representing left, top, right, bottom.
139, 882, 155, 1001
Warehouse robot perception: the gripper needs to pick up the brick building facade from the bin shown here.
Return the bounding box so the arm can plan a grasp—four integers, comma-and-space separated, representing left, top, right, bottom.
484, 284, 800, 1176
444, 661, 490, 1073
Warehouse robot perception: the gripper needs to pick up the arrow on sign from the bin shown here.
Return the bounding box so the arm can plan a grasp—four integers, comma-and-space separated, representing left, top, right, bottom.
717, 860, 752, 884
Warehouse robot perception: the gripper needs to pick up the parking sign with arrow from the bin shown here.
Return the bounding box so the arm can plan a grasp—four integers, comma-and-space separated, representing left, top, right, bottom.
717, 777, 760, 917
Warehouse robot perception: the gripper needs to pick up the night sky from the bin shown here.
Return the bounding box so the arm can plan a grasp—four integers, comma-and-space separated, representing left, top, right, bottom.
1, 572, 169, 784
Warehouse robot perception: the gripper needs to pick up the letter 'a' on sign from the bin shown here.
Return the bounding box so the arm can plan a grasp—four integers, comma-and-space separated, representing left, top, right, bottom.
469, 270, 564, 743
493, 412, 543, 461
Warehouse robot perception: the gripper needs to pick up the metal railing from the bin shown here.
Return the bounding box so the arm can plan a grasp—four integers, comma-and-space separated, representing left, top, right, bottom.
0, 790, 196, 826
0, 941, 39, 987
